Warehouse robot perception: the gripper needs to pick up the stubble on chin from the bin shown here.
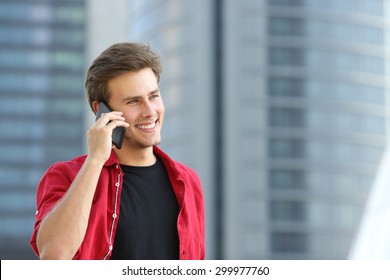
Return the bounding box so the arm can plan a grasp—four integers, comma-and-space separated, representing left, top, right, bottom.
123, 134, 161, 150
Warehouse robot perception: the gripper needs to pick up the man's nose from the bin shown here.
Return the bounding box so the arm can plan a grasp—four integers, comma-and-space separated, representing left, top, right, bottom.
141, 100, 154, 117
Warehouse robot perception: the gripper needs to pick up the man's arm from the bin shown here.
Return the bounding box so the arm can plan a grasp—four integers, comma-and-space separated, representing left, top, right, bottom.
36, 157, 104, 259
36, 111, 128, 259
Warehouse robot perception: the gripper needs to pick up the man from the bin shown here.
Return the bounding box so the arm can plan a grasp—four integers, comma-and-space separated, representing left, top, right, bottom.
30, 42, 205, 260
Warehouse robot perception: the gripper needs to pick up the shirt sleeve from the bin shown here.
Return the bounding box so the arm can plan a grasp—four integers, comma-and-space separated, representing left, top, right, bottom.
30, 162, 74, 257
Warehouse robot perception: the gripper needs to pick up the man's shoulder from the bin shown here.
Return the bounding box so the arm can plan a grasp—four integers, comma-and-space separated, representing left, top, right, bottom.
154, 147, 197, 173
46, 154, 88, 174
161, 155, 201, 185
170, 159, 197, 175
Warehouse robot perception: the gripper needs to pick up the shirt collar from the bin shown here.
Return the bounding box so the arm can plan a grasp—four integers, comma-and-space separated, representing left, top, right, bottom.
103, 150, 120, 167
103, 146, 182, 181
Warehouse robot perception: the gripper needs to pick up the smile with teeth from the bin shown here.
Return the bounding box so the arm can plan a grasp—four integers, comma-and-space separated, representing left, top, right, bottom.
136, 121, 157, 130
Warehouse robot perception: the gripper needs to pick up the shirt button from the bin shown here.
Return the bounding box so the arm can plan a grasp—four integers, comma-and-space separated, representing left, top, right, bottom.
109, 245, 113, 251
112, 214, 117, 219
35, 210, 39, 215
115, 182, 119, 187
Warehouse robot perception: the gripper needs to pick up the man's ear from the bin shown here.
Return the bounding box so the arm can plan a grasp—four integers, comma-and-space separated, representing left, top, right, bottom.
92, 101, 99, 115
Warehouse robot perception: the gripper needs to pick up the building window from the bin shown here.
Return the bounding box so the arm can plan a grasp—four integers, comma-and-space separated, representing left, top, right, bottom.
271, 232, 308, 253
270, 169, 306, 190
269, 47, 384, 74
268, 17, 304, 36
270, 200, 306, 221
269, 47, 304, 66
269, 16, 384, 45
269, 0, 383, 16
268, 0, 304, 6
269, 77, 385, 105
269, 107, 305, 127
269, 138, 305, 158
269, 77, 304, 97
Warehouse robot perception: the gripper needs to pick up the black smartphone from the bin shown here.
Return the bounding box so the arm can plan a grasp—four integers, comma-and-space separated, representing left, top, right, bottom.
95, 101, 126, 149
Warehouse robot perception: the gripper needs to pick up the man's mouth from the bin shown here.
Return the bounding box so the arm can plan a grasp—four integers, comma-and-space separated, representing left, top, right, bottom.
136, 121, 157, 130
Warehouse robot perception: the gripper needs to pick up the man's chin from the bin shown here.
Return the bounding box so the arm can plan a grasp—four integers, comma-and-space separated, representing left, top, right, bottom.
124, 137, 161, 149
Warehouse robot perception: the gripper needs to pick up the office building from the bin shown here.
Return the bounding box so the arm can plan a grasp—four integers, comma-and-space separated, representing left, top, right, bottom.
129, 0, 390, 259
0, 0, 86, 259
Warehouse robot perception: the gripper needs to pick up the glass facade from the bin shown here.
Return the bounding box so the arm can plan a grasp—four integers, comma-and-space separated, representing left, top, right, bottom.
266, 0, 389, 259
0, 0, 86, 259
129, 0, 390, 259
129, 0, 218, 258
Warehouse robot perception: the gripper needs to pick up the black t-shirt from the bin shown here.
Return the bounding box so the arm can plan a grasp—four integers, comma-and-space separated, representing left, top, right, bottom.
110, 156, 180, 260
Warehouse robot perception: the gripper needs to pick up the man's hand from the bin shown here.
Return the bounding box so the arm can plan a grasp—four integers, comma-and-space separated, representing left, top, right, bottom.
87, 111, 129, 163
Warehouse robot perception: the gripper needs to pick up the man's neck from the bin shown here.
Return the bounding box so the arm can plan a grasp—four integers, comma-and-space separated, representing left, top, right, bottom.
114, 146, 156, 167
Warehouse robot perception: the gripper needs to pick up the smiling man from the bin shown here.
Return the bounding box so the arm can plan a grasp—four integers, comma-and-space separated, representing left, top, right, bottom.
30, 43, 205, 260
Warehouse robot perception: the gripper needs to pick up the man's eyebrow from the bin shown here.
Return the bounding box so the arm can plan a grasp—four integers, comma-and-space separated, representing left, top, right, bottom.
121, 89, 160, 102
149, 89, 160, 95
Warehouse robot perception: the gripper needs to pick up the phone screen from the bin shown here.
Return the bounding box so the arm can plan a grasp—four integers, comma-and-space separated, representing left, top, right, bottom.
95, 101, 126, 149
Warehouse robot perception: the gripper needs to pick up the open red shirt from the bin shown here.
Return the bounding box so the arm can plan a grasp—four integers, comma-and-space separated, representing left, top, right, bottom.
30, 146, 205, 260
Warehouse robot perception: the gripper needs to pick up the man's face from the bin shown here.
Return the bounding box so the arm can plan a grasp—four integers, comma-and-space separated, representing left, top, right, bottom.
107, 68, 164, 150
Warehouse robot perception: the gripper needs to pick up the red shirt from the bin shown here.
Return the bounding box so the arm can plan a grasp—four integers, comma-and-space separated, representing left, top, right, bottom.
30, 146, 205, 260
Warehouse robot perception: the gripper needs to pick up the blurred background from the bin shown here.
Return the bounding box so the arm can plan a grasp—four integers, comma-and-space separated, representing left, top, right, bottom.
1, 0, 390, 260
